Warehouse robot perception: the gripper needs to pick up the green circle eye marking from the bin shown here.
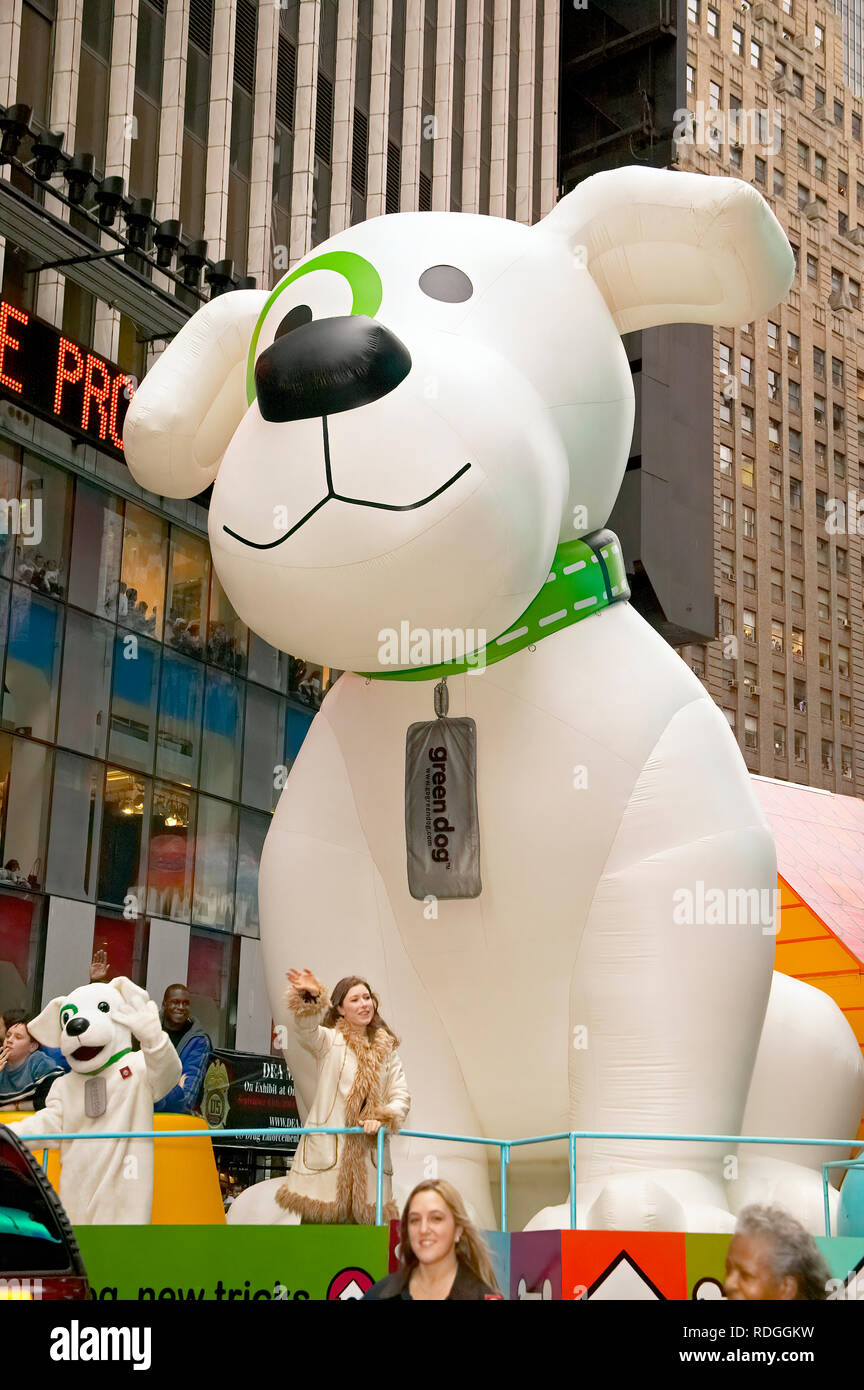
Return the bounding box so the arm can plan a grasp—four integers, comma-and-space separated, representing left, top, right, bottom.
60, 1004, 78, 1028
245, 250, 383, 405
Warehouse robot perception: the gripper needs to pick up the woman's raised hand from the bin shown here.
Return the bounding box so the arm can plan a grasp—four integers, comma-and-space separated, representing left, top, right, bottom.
286, 968, 320, 995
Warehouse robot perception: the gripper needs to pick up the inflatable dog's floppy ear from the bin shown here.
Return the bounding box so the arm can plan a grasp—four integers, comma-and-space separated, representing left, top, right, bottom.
539, 166, 794, 333
123, 288, 268, 498
26, 997, 64, 1049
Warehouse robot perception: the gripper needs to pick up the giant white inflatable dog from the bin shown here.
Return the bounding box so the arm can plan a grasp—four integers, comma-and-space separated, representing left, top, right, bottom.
124, 167, 864, 1232
6, 979, 181, 1224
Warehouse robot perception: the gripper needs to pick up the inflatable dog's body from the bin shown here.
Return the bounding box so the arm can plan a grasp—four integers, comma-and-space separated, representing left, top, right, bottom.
125, 168, 864, 1231
7, 980, 181, 1224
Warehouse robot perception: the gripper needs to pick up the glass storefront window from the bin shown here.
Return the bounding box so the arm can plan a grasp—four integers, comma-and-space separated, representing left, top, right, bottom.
97, 767, 151, 911
165, 529, 209, 658
56, 609, 113, 758
192, 796, 237, 929
0, 441, 21, 580
288, 656, 333, 711
3, 587, 64, 741
235, 808, 269, 938
207, 569, 247, 674
0, 735, 52, 890
247, 630, 290, 692
188, 927, 233, 1047
92, 912, 148, 985
284, 702, 314, 772
200, 668, 244, 801
0, 890, 44, 1014
147, 781, 195, 922
68, 479, 123, 620
156, 649, 203, 786
120, 503, 168, 639
15, 454, 72, 599
45, 751, 103, 900
108, 632, 160, 773
242, 685, 286, 812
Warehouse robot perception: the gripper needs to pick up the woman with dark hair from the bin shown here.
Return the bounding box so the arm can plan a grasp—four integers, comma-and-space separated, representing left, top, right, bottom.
364, 1179, 503, 1300
276, 968, 410, 1224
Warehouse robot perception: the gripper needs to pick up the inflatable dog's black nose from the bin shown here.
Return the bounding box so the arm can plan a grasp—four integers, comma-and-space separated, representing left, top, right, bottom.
254, 315, 412, 423
65, 1016, 90, 1036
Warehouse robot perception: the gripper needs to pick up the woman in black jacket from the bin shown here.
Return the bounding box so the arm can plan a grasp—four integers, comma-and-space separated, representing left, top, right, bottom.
364, 1179, 503, 1300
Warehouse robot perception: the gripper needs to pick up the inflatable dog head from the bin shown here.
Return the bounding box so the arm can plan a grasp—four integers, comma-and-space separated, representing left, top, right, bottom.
29, 979, 140, 1073
124, 168, 792, 671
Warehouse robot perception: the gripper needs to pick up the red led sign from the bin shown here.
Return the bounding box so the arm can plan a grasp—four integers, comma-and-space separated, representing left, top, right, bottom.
0, 298, 134, 457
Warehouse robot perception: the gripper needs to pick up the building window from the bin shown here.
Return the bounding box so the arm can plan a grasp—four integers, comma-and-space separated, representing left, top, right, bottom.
814, 22, 824, 50
719, 443, 733, 474
815, 440, 827, 468
773, 725, 786, 757
180, 0, 213, 239
744, 715, 758, 750
794, 729, 807, 764
721, 496, 735, 530
813, 345, 826, 379
841, 747, 853, 780
721, 547, 735, 582
834, 451, 846, 480
768, 372, 780, 404
741, 458, 754, 489
771, 516, 784, 550
835, 98, 845, 128
817, 536, 829, 568
771, 621, 784, 654
226, 0, 258, 268
854, 112, 862, 142
76, 0, 113, 172
773, 168, 785, 198
742, 404, 754, 434
818, 637, 831, 670
767, 320, 779, 351
794, 678, 806, 712
740, 354, 753, 388
797, 140, 809, 170
839, 211, 849, 236
791, 628, 804, 661
814, 151, 826, 182
687, 63, 695, 96
789, 477, 802, 509
836, 546, 848, 575
790, 525, 801, 559
833, 403, 845, 431
743, 608, 756, 641
791, 576, 804, 611
732, 24, 743, 57
814, 394, 826, 426
788, 380, 801, 412
840, 693, 852, 726
687, 0, 699, 22
851, 278, 861, 309
839, 645, 851, 677
769, 469, 782, 502
129, 0, 165, 200
818, 588, 831, 622
770, 568, 784, 602
743, 558, 756, 591
787, 331, 799, 365
789, 428, 802, 456
751, 39, 761, 69
709, 79, 722, 109
743, 506, 755, 539
754, 156, 766, 185
720, 599, 735, 637
807, 253, 818, 283
815, 489, 828, 521
832, 357, 845, 389
773, 673, 786, 706
707, 5, 718, 38
822, 738, 834, 773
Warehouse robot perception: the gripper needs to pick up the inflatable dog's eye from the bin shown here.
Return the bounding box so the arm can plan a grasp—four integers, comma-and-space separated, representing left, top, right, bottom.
60, 1005, 76, 1029
275, 304, 313, 339
98, 1001, 111, 1013
419, 265, 473, 303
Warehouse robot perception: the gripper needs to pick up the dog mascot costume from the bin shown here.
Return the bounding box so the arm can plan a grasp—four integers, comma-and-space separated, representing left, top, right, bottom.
123, 167, 864, 1232
6, 978, 181, 1224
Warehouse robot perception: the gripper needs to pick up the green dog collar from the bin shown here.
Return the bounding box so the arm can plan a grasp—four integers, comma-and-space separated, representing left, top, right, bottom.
360, 528, 629, 682
81, 1046, 134, 1077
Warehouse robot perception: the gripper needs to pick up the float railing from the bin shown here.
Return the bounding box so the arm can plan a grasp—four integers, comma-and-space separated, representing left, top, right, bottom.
821, 1156, 864, 1237
16, 1124, 861, 1234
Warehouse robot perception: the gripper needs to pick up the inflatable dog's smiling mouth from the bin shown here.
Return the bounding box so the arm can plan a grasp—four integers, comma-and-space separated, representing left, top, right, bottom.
224, 415, 471, 550
71, 1044, 104, 1062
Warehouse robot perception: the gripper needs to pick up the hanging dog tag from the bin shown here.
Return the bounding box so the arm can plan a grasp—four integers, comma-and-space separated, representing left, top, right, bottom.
405, 692, 481, 900
84, 1075, 107, 1118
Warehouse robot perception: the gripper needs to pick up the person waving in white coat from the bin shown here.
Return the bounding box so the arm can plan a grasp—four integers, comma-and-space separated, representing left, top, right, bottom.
277, 969, 410, 1224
